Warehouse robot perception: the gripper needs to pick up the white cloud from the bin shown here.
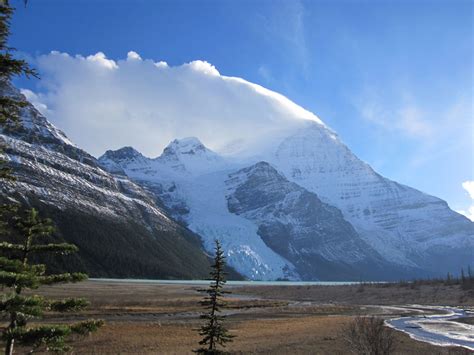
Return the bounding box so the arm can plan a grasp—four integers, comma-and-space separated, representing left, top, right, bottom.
20, 89, 50, 116
396, 106, 433, 138
27, 51, 323, 157
457, 180, 474, 221
462, 181, 474, 199
356, 91, 433, 139
457, 206, 474, 222
84, 52, 118, 70
126, 51, 142, 61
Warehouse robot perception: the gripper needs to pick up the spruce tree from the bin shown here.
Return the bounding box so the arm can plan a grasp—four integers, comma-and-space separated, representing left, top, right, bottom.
0, 1, 37, 122
0, 3, 102, 353
0, 208, 103, 354
0, 0, 37, 180
195, 239, 235, 354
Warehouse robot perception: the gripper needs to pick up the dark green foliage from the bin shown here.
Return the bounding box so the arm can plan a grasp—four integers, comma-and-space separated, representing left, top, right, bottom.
460, 266, 474, 291
0, 4, 37, 81
4, 319, 104, 353
0, 7, 103, 350
195, 240, 235, 354
0, 208, 103, 354
48, 297, 89, 313
0, 1, 37, 181
0, 2, 36, 127
393, 267, 474, 291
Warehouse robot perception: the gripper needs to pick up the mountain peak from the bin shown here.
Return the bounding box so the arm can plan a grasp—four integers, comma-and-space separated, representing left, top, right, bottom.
101, 146, 144, 162
162, 137, 210, 157
98, 146, 149, 175
242, 161, 280, 176
156, 137, 228, 175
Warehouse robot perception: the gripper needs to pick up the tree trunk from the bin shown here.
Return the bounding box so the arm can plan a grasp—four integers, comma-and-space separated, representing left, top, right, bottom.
5, 338, 14, 355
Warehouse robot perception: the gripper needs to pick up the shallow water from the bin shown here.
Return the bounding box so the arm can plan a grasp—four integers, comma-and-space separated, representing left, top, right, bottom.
386, 306, 474, 351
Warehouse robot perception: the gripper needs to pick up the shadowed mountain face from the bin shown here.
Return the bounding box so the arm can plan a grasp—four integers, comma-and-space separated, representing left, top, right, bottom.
0, 82, 215, 279
225, 161, 405, 280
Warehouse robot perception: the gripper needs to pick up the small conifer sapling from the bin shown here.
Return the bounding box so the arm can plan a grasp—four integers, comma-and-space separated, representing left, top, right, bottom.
195, 239, 235, 354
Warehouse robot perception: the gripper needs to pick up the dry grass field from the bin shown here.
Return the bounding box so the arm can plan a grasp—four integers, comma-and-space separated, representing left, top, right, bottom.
5, 281, 473, 354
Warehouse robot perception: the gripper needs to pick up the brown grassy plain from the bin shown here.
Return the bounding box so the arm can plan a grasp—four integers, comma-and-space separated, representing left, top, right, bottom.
6, 281, 473, 354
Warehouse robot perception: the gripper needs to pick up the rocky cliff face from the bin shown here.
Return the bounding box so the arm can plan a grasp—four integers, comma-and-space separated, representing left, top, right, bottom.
225, 161, 403, 280
271, 121, 474, 274
0, 82, 213, 279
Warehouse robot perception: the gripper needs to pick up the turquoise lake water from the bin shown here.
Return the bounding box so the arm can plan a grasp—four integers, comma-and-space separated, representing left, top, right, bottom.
90, 278, 372, 286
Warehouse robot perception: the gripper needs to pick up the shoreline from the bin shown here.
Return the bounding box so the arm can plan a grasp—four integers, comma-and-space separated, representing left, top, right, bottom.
89, 277, 379, 286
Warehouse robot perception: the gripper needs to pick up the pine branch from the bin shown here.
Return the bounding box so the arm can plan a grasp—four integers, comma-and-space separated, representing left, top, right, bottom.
70, 319, 104, 335
0, 270, 41, 288
0, 53, 37, 80
0, 257, 46, 275
30, 243, 79, 255
39, 272, 88, 285
0, 294, 45, 318
0, 256, 23, 272
48, 298, 89, 313
0, 242, 25, 251
4, 324, 72, 350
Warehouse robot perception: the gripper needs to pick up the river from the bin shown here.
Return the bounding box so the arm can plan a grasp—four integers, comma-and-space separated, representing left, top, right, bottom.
386, 306, 474, 351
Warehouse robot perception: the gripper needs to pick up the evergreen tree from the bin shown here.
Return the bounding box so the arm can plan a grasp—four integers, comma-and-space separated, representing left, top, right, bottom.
0, 4, 102, 353
0, 0, 37, 180
195, 239, 235, 354
0, 208, 103, 354
0, 1, 37, 122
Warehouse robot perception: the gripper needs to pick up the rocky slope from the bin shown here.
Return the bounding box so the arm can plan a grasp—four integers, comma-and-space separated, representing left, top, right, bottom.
270, 121, 474, 275
225, 161, 405, 280
0, 81, 213, 279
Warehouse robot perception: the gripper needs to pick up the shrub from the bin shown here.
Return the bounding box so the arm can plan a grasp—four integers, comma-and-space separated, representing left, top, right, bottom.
342, 316, 395, 355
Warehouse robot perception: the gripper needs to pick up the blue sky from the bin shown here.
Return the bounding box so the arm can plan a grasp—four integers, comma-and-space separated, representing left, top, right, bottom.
10, 0, 473, 214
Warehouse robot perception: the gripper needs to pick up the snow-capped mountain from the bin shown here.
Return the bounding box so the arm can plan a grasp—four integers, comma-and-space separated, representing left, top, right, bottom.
99, 122, 473, 280
3, 78, 472, 281
270, 121, 474, 274
225, 161, 401, 280
0, 81, 213, 279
